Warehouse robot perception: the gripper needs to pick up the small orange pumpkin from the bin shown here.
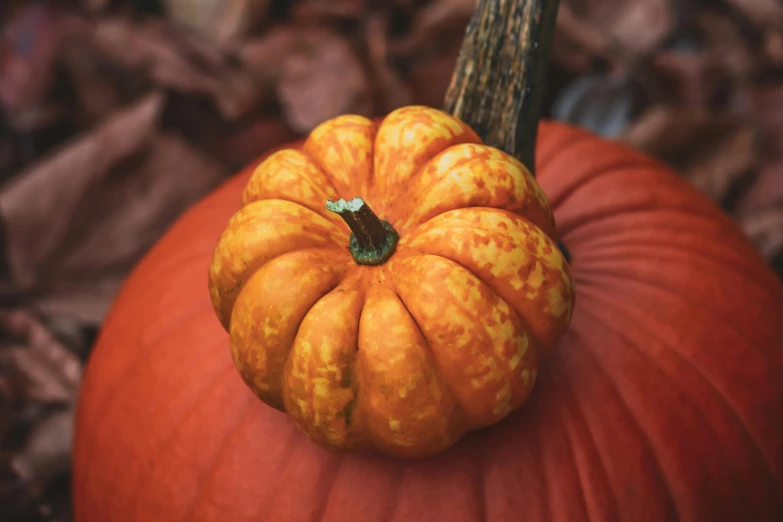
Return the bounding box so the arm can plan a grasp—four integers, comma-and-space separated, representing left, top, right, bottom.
208, 106, 574, 457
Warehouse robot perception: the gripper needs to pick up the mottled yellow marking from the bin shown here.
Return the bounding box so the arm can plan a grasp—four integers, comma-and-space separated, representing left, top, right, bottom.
525, 262, 545, 296
304, 115, 377, 197
241, 149, 344, 228
392, 254, 537, 426
228, 250, 347, 409
492, 383, 513, 416
282, 283, 363, 449
399, 143, 555, 236
208, 199, 349, 329
399, 207, 574, 348
208, 107, 573, 456
508, 333, 529, 370
374, 106, 481, 197
356, 286, 457, 454
521, 369, 537, 388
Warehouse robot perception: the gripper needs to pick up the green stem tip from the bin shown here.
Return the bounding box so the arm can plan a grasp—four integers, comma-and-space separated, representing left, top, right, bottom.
325, 197, 399, 266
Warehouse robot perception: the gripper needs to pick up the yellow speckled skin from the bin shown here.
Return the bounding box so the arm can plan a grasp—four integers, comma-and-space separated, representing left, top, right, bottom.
208, 106, 574, 458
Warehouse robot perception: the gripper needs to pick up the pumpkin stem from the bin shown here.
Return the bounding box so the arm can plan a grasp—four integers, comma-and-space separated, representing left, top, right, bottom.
443, 0, 560, 176
326, 197, 399, 266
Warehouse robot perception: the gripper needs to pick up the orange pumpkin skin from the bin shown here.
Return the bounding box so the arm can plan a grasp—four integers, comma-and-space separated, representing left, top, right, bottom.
72, 121, 783, 522
208, 106, 574, 457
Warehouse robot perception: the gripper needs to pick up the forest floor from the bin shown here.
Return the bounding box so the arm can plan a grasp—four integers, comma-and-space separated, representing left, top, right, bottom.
1, 1, 781, 520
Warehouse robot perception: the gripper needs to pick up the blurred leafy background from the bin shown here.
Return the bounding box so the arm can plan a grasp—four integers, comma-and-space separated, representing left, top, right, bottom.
0, 0, 781, 520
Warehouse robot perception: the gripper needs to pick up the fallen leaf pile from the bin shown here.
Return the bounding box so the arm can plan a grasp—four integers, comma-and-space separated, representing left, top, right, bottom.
0, 0, 781, 520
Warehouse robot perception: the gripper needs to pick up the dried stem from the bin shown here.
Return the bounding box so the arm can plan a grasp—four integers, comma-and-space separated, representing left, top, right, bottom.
325, 197, 399, 266
444, 0, 561, 175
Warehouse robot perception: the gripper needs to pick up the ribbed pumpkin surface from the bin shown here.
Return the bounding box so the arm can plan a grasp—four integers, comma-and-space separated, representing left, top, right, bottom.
72, 121, 783, 522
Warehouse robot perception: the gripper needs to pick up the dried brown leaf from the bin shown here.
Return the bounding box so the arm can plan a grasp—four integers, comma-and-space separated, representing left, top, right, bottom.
0, 310, 82, 405
9, 408, 73, 482
620, 106, 759, 204
291, 0, 366, 23
0, 4, 67, 131
89, 18, 264, 120
738, 205, 783, 260
162, 0, 273, 46
32, 130, 228, 324
652, 51, 731, 111
0, 92, 229, 323
553, 4, 619, 72
734, 84, 783, 159
277, 27, 372, 133
0, 92, 164, 295
694, 11, 756, 79
384, 0, 473, 110
725, 0, 783, 29
387, 0, 474, 58
364, 15, 413, 114
216, 118, 300, 168
561, 0, 674, 56
239, 25, 298, 80
58, 35, 124, 124
735, 164, 783, 215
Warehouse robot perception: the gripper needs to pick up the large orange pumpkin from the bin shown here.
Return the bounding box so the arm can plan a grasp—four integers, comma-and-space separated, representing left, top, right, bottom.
207, 106, 574, 458
72, 118, 783, 521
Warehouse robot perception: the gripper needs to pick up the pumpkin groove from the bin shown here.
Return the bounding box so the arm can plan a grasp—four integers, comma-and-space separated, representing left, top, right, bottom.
73, 119, 783, 521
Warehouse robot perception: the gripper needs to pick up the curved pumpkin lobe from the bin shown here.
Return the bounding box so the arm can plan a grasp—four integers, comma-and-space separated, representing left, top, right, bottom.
391, 254, 539, 427
208, 105, 574, 457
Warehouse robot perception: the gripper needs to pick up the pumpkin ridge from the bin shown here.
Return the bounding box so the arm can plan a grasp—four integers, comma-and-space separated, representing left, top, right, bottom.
262, 428, 344, 518
372, 107, 483, 221
399, 210, 572, 348
535, 127, 595, 173
241, 148, 343, 227
469, 453, 489, 522
581, 274, 783, 444
298, 144, 361, 202
112, 341, 235, 518
398, 251, 544, 352
570, 230, 780, 295
579, 287, 781, 504
576, 244, 782, 306
375, 283, 452, 423
546, 158, 668, 210
310, 457, 346, 522
394, 144, 557, 238
533, 391, 559, 522
230, 250, 352, 408
185, 404, 289, 520
182, 405, 262, 522
575, 300, 777, 519
566, 327, 681, 518
384, 141, 555, 236
581, 268, 780, 339
209, 198, 350, 329
79, 300, 216, 454
303, 115, 379, 200
218, 244, 349, 332
549, 352, 619, 520
392, 254, 539, 428
558, 203, 722, 239
132, 365, 254, 522
281, 276, 366, 448
353, 284, 465, 456
243, 425, 302, 520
